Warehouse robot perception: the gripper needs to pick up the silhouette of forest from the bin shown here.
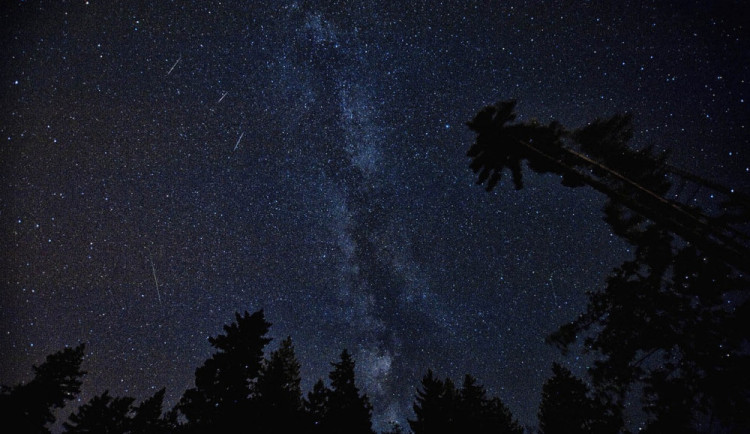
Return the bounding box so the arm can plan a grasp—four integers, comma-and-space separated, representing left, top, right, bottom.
0, 311, 526, 434
2, 101, 748, 433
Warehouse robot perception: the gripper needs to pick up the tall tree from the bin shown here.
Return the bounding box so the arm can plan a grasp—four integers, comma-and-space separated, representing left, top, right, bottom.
409, 369, 456, 434
177, 309, 271, 432
255, 336, 304, 433
465, 100, 750, 431
303, 379, 329, 433
0, 344, 86, 433
457, 374, 522, 434
538, 363, 616, 434
130, 388, 173, 433
324, 349, 375, 434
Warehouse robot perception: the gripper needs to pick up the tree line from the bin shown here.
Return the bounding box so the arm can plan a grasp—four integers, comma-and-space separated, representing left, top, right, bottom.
1, 308, 607, 433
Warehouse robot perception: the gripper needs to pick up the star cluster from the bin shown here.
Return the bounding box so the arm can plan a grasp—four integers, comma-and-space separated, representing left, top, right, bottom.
1, 1, 747, 431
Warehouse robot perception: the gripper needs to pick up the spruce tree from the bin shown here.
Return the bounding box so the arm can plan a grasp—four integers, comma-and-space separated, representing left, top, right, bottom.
456, 374, 485, 432
538, 363, 617, 434
177, 310, 271, 432
409, 369, 456, 434
325, 349, 375, 434
303, 379, 329, 433
457, 375, 522, 434
255, 336, 304, 433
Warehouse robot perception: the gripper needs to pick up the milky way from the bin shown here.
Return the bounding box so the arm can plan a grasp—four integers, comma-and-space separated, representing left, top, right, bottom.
1, 1, 747, 431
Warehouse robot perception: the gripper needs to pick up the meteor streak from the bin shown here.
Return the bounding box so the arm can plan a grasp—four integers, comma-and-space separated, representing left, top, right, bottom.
166, 55, 181, 75
234, 131, 245, 151
145, 248, 162, 304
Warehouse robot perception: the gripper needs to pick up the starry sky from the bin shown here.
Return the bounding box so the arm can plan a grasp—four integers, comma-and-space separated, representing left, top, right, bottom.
1, 0, 748, 431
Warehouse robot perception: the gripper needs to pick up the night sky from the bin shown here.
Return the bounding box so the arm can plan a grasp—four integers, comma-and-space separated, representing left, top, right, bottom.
1, 0, 748, 431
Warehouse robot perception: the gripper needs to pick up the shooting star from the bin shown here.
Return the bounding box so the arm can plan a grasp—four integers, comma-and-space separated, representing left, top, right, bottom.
217, 91, 228, 104
548, 271, 559, 308
166, 55, 182, 76
146, 249, 162, 304
234, 131, 245, 151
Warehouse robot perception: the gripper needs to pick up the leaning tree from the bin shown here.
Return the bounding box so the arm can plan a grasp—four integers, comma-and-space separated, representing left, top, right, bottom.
464, 100, 749, 432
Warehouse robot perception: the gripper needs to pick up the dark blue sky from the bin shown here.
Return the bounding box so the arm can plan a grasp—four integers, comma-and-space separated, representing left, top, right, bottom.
1, 0, 747, 431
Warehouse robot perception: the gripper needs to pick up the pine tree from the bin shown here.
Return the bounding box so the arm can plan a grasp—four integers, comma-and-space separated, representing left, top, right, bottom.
325, 349, 375, 434
255, 336, 304, 433
482, 397, 524, 434
538, 363, 616, 434
456, 374, 485, 432
177, 309, 271, 432
457, 375, 522, 434
304, 379, 329, 433
0, 344, 86, 433
409, 369, 457, 434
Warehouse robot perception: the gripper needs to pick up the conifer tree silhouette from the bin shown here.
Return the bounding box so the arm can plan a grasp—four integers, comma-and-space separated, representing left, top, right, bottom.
303, 379, 329, 433
457, 374, 522, 434
323, 349, 375, 434
409, 369, 456, 434
0, 344, 86, 433
130, 388, 173, 433
255, 336, 305, 433
176, 310, 271, 432
538, 363, 617, 434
